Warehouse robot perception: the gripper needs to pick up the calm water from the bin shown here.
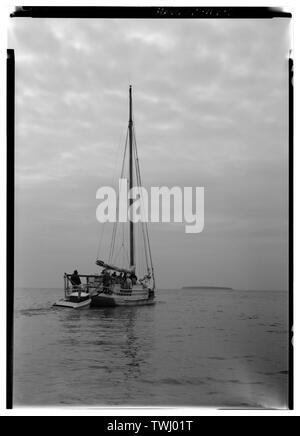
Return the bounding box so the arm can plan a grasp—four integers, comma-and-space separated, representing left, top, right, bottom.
13, 288, 289, 408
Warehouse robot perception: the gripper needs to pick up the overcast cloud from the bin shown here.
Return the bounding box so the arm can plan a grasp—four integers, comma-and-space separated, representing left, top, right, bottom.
9, 17, 290, 290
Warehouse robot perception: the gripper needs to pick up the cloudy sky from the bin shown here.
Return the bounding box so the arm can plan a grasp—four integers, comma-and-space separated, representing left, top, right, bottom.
9, 17, 290, 290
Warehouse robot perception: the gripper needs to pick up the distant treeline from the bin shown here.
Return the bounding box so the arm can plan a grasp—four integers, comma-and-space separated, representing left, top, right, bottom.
182, 286, 233, 290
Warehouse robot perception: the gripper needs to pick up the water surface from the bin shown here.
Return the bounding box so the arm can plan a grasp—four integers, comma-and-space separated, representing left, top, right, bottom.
13, 288, 289, 408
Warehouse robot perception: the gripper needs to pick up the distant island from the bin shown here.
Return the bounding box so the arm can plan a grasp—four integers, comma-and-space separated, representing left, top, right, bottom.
182, 286, 233, 290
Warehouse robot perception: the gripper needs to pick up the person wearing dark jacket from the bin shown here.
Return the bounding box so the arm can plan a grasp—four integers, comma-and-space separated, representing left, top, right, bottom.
131, 272, 137, 285
70, 270, 82, 301
71, 270, 81, 286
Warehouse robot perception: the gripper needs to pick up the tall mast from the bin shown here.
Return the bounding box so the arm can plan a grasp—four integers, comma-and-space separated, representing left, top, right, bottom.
129, 85, 135, 268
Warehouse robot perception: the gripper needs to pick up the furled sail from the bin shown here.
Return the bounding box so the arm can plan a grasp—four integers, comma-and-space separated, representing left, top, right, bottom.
95, 259, 133, 274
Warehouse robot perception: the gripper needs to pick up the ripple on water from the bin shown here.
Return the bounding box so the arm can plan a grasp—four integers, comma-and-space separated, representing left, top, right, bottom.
141, 377, 207, 386
13, 288, 289, 407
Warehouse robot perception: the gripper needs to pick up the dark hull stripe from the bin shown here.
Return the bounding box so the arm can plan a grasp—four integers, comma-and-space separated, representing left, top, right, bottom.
91, 295, 155, 307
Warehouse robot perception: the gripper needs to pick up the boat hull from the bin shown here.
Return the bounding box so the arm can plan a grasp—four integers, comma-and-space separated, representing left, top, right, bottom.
53, 298, 91, 309
91, 294, 155, 307
53, 291, 91, 308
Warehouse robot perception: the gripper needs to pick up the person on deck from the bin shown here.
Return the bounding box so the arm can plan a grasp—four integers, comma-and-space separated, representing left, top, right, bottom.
111, 272, 117, 283
125, 274, 132, 289
119, 272, 125, 286
131, 272, 137, 285
71, 270, 81, 286
70, 270, 82, 301
103, 270, 111, 288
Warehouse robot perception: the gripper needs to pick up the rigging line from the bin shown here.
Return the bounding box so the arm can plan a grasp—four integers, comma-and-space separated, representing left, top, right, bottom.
133, 137, 149, 272
132, 131, 148, 245
113, 239, 124, 265
97, 127, 128, 262
135, 152, 151, 274
133, 127, 151, 272
108, 213, 117, 263
136, 218, 141, 275
111, 131, 125, 188
125, 234, 130, 267
117, 221, 128, 265
120, 128, 129, 180
112, 230, 122, 264
96, 223, 105, 260
137, 157, 149, 268
138, 222, 142, 277
133, 127, 155, 282
139, 223, 146, 277
109, 216, 118, 263
122, 221, 126, 268
109, 129, 129, 263
113, 219, 127, 265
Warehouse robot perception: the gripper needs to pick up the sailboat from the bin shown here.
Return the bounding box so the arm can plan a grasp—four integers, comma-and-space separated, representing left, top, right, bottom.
53, 273, 99, 308
91, 85, 156, 307
54, 86, 155, 309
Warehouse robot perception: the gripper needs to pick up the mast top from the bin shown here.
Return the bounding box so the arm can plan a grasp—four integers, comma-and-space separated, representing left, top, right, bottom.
129, 85, 133, 124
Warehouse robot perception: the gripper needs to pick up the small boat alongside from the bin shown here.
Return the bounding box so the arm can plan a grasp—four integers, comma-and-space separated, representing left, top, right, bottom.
53, 273, 100, 308
54, 292, 91, 309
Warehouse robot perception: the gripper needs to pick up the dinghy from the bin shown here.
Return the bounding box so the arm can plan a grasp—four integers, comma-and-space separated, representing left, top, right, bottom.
53, 274, 100, 308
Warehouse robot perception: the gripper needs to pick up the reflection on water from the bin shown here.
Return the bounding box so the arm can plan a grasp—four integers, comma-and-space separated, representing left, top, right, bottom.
13, 288, 289, 408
